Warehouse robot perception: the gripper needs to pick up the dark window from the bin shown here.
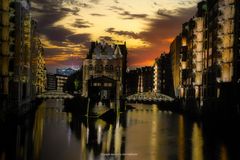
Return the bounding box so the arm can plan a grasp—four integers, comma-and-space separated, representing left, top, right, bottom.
110, 65, 113, 71
88, 64, 93, 71
9, 59, 14, 72
95, 65, 103, 72
0, 78, 3, 93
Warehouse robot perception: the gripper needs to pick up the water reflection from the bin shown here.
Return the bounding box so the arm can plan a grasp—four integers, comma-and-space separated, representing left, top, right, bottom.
0, 100, 240, 160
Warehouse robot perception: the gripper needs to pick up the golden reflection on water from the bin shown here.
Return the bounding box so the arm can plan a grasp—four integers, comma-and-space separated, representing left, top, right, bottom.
178, 115, 185, 160
150, 104, 158, 160
192, 123, 203, 160
220, 144, 228, 160
32, 102, 45, 160
27, 101, 238, 160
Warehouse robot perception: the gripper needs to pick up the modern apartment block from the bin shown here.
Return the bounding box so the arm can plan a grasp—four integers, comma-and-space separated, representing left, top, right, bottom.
47, 74, 57, 91
56, 74, 68, 92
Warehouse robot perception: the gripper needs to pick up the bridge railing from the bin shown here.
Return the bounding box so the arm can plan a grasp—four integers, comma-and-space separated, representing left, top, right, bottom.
37, 90, 74, 99
126, 92, 174, 102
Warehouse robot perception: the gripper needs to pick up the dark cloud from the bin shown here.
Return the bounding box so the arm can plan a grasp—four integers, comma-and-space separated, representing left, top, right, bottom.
90, 13, 106, 16
99, 36, 123, 43
105, 28, 140, 39
67, 34, 91, 45
99, 36, 114, 42
153, 2, 158, 6
89, 0, 101, 4
32, 0, 199, 70
119, 11, 148, 20
128, 6, 197, 66
60, 7, 80, 15
109, 6, 148, 20
178, 0, 199, 6
44, 48, 65, 57
72, 19, 93, 28
157, 9, 176, 18
41, 26, 73, 44
109, 6, 124, 12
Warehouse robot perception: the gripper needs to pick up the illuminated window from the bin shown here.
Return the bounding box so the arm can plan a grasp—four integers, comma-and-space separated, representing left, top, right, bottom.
182, 37, 187, 46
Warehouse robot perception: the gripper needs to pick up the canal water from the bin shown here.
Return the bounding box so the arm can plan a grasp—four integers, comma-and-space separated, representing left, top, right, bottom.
0, 99, 240, 160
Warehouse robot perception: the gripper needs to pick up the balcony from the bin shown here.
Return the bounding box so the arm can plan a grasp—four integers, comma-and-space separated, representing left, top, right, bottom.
217, 20, 234, 34
195, 72, 202, 85
218, 5, 235, 20
222, 48, 233, 63
218, 0, 235, 6
193, 32, 204, 42
0, 12, 9, 26
195, 62, 203, 72
193, 53, 203, 62
193, 43, 203, 52
1, 42, 9, 56
217, 34, 234, 48
193, 17, 204, 32
1, 27, 9, 41
221, 63, 233, 82
0, 57, 9, 76
0, 0, 9, 11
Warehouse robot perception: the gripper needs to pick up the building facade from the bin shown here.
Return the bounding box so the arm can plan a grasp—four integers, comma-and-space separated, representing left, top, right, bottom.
1, 0, 35, 109
153, 53, 173, 96
126, 68, 138, 95
169, 35, 182, 97
178, 1, 207, 111
201, 0, 240, 113
171, 0, 240, 114
56, 74, 68, 92
82, 41, 128, 109
137, 66, 153, 93
31, 21, 46, 95
1, 0, 46, 112
0, 0, 11, 108
47, 74, 57, 91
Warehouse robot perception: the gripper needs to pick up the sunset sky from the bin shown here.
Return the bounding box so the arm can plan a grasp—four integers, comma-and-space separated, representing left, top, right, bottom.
31, 0, 200, 73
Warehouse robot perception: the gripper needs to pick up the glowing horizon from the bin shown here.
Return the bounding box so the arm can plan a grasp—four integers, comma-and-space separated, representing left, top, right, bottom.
31, 0, 200, 73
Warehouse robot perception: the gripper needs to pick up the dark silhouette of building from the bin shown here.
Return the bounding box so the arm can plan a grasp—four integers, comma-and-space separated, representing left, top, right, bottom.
126, 69, 138, 95
136, 67, 153, 93
153, 53, 173, 96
